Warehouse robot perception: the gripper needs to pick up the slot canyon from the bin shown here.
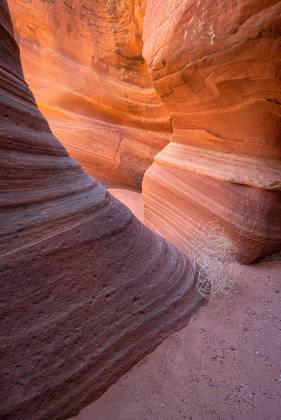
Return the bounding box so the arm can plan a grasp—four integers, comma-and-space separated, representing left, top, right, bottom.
0, 1, 280, 419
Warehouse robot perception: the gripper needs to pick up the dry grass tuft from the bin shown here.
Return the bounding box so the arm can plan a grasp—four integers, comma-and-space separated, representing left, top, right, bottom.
192, 221, 239, 299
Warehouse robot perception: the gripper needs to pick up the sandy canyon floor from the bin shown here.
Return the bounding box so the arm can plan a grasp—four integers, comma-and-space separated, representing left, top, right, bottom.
69, 189, 281, 420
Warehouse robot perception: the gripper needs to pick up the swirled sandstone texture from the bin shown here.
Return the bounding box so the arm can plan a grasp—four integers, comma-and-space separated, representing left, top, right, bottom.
142, 0, 281, 263
0, 2, 201, 419
7, 0, 171, 189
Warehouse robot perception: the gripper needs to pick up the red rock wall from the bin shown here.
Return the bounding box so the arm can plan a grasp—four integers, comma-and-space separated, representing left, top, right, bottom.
142, 0, 281, 263
0, 2, 201, 418
8, 0, 171, 189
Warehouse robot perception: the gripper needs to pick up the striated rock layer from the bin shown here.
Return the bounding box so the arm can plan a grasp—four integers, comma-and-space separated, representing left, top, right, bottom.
142, 0, 281, 263
8, 0, 171, 189
0, 2, 201, 419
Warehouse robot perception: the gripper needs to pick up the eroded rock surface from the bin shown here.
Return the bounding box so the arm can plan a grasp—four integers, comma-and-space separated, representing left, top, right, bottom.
7, 0, 281, 262
142, 0, 281, 262
0, 2, 201, 418
8, 0, 171, 189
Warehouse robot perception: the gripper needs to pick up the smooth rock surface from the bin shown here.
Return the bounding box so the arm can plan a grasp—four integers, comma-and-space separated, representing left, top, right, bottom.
0, 2, 201, 419
8, 0, 281, 261
108, 188, 144, 221
142, 0, 281, 262
8, 0, 171, 189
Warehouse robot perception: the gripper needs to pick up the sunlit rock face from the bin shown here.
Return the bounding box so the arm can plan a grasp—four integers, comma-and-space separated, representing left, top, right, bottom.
0, 2, 201, 419
142, 0, 281, 263
8, 0, 171, 189
8, 0, 281, 262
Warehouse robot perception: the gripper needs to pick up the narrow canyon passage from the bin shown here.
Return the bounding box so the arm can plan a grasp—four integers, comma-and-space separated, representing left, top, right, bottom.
8, 0, 171, 189
8, 0, 281, 264
1, 1, 281, 419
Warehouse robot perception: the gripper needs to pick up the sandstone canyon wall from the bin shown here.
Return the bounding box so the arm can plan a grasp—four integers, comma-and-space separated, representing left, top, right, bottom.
8, 0, 281, 263
8, 0, 171, 189
142, 0, 281, 263
0, 2, 201, 418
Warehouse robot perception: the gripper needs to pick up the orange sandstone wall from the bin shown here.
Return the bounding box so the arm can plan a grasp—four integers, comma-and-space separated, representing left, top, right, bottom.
142, 0, 281, 263
8, 0, 170, 189
7, 0, 281, 262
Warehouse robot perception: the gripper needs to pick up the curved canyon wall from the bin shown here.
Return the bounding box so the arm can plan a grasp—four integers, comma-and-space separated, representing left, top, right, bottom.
0, 2, 201, 419
8, 0, 281, 262
8, 0, 171, 189
142, 0, 281, 263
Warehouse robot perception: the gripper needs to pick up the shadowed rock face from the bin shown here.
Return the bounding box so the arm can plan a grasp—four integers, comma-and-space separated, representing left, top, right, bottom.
0, 2, 201, 419
7, 0, 171, 189
142, 0, 281, 263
